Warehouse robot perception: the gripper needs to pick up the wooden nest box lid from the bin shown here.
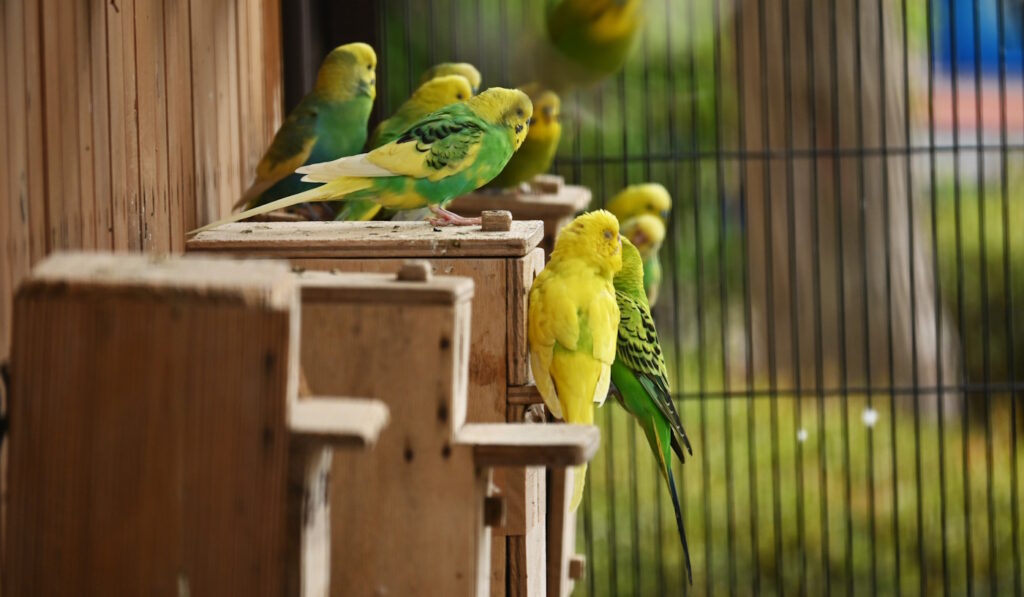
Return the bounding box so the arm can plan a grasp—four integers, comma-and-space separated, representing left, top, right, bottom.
19, 252, 295, 307
186, 220, 545, 259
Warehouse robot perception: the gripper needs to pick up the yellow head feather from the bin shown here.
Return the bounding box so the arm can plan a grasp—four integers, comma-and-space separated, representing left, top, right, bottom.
619, 213, 665, 259
607, 182, 672, 223
315, 42, 378, 101
527, 91, 561, 141
409, 74, 473, 107
550, 209, 623, 277
420, 62, 483, 94
465, 88, 534, 150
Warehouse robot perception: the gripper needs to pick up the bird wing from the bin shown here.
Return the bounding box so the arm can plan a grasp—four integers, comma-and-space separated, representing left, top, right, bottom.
615, 288, 692, 457
365, 110, 487, 181
528, 272, 581, 420
233, 105, 319, 210
587, 286, 619, 405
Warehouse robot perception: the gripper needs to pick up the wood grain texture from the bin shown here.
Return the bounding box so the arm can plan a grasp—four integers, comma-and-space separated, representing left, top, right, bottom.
298, 276, 493, 596
508, 248, 544, 385
458, 424, 601, 468
7, 254, 299, 596
0, 0, 282, 355
187, 220, 545, 258
546, 468, 578, 597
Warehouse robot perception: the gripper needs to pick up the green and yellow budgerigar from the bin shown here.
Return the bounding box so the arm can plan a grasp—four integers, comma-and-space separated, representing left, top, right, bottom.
420, 62, 483, 94
620, 213, 665, 306
531, 0, 643, 91
607, 182, 672, 225
611, 237, 692, 582
485, 90, 562, 190
336, 75, 475, 222
233, 43, 377, 212
528, 210, 622, 511
190, 87, 533, 233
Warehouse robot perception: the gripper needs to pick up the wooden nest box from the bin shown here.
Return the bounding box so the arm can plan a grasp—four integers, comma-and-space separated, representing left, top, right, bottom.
6, 253, 390, 596
446, 175, 592, 258
188, 217, 591, 595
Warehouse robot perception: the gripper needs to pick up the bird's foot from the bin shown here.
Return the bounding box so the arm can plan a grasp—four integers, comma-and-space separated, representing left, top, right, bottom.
427, 206, 482, 227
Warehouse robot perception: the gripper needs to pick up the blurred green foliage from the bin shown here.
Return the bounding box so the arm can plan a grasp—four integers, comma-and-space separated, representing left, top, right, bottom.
935, 171, 1024, 389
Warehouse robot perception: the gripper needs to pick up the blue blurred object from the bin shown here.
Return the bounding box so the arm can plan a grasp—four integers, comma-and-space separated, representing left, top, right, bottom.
936, 0, 1024, 76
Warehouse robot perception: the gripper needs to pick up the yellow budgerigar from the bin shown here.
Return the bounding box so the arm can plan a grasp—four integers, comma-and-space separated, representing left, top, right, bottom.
485, 90, 561, 190
620, 213, 666, 306
607, 182, 672, 225
420, 62, 483, 94
528, 210, 623, 511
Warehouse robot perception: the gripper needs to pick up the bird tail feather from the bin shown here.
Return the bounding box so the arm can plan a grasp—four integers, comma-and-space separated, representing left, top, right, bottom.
570, 463, 587, 512
656, 431, 692, 584
188, 178, 372, 235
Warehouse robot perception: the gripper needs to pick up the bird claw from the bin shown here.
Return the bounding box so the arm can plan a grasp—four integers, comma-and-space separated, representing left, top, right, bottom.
427, 206, 482, 227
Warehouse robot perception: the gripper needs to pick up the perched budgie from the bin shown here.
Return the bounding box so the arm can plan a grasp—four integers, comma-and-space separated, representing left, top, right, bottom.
336, 75, 475, 222
233, 43, 377, 212
526, 0, 643, 92
420, 62, 483, 94
528, 210, 622, 511
611, 237, 692, 582
190, 88, 533, 233
619, 214, 665, 306
607, 182, 672, 225
485, 90, 561, 190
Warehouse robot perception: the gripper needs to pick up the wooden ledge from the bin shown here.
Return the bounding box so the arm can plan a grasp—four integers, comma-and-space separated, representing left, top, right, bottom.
289, 397, 390, 448
186, 220, 545, 258
297, 270, 474, 306
457, 423, 600, 467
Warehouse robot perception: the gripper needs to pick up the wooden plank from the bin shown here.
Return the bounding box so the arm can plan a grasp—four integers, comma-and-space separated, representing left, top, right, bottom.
190, 0, 218, 226
507, 467, 545, 597
448, 180, 592, 221
508, 384, 545, 406
0, 0, 12, 365
458, 424, 601, 468
164, 0, 194, 248
74, 0, 96, 248
214, 0, 234, 220
299, 285, 489, 596
23, 0, 47, 263
288, 397, 390, 447
507, 248, 544, 385
134, 0, 171, 252
107, 0, 142, 250
40, 0, 65, 250
297, 270, 475, 306
187, 220, 546, 258
546, 468, 577, 597
7, 253, 300, 596
90, 0, 113, 250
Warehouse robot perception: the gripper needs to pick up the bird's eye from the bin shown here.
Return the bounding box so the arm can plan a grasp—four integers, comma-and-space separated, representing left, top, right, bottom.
456, 93, 464, 100
367, 64, 373, 70
603, 229, 613, 240
516, 108, 524, 118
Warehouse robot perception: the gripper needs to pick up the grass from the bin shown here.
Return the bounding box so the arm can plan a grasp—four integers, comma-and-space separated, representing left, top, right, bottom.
577, 388, 1024, 596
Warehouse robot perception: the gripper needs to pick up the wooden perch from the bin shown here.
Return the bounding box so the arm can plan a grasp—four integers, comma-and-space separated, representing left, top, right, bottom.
457, 423, 600, 467
289, 397, 390, 447
187, 220, 544, 258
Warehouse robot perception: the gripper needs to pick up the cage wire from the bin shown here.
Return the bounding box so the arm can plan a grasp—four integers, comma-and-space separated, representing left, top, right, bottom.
358, 0, 1024, 594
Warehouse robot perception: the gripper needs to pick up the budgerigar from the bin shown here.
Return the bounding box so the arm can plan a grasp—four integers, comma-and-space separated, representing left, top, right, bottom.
420, 62, 483, 94
611, 237, 692, 582
620, 214, 665, 306
335, 75, 475, 222
233, 43, 377, 212
528, 0, 643, 92
528, 210, 622, 511
190, 88, 533, 233
485, 90, 561, 190
607, 182, 672, 225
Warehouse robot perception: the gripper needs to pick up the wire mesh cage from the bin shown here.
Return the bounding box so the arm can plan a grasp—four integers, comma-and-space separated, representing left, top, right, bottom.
286, 0, 1024, 594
